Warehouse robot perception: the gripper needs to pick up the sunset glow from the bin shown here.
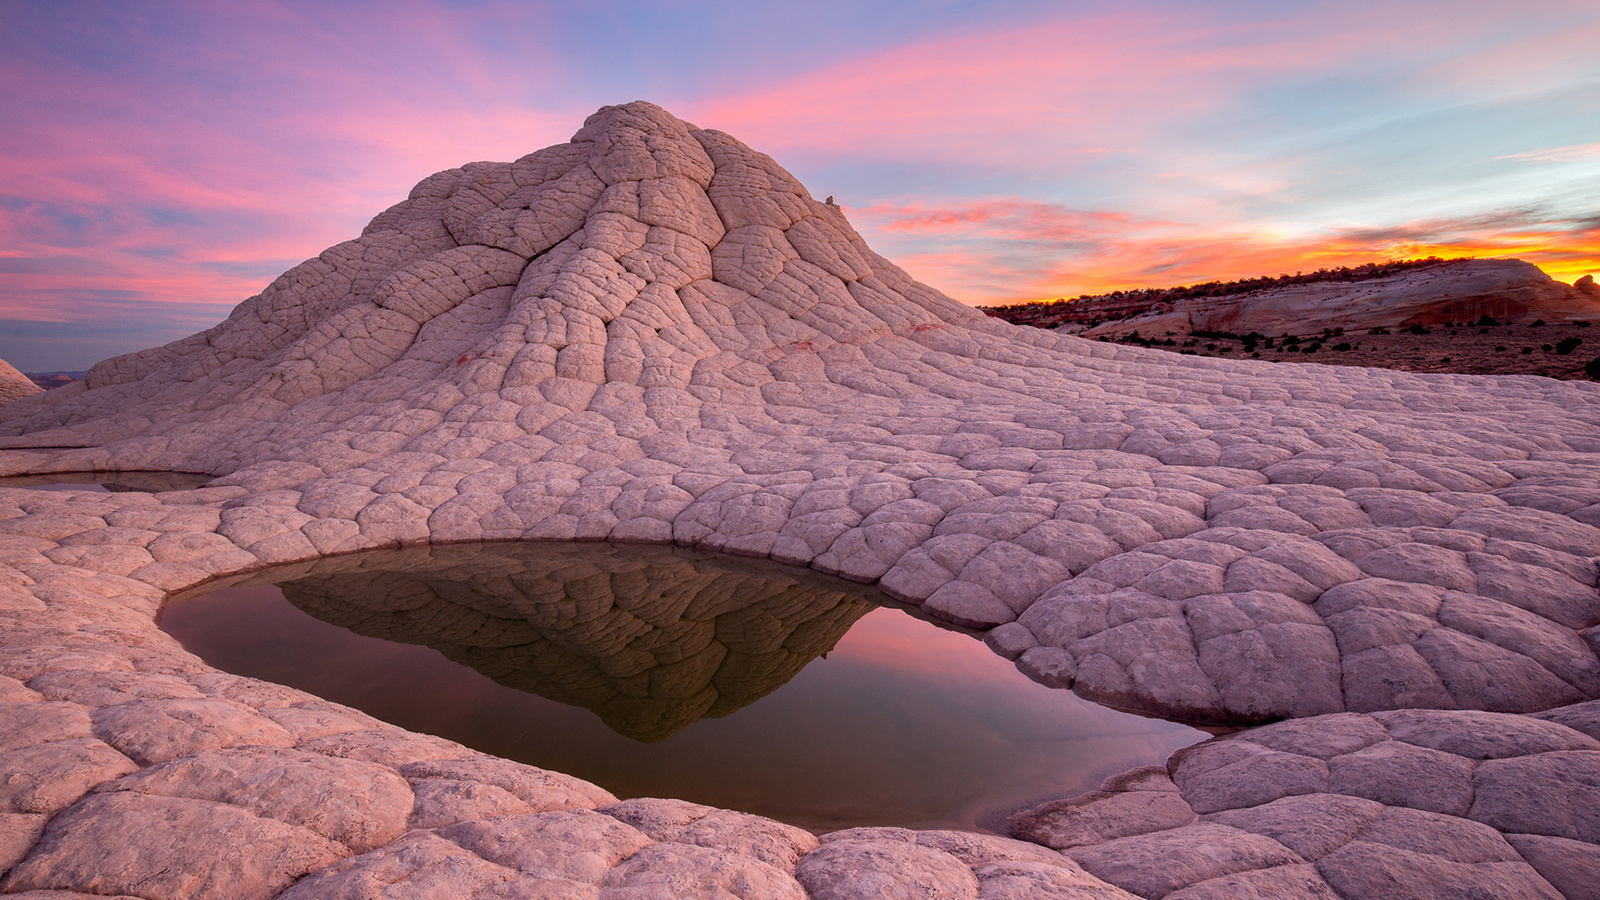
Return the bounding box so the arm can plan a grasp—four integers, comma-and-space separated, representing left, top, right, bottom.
854, 200, 1600, 302
2, 0, 1597, 369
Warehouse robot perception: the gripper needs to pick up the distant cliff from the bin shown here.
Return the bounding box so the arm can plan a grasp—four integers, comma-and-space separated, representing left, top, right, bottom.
988, 258, 1600, 337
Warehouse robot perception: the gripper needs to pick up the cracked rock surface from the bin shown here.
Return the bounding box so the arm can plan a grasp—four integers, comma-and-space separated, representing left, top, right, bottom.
0, 101, 1597, 897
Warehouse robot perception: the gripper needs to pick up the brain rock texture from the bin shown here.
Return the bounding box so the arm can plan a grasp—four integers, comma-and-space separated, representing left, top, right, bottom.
0, 101, 1598, 898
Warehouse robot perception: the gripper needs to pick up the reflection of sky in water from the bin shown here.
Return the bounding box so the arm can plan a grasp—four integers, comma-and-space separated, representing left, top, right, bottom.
164, 558, 1203, 833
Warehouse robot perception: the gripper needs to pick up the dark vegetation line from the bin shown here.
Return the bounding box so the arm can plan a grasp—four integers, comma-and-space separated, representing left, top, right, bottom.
983, 256, 1482, 331
982, 256, 1467, 315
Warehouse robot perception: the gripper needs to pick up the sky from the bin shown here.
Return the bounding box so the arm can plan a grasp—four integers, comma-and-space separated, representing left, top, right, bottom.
1, 0, 1597, 372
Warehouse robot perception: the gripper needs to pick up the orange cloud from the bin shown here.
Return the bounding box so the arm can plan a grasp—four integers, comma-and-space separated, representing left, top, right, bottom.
857, 199, 1600, 304
679, 4, 1599, 305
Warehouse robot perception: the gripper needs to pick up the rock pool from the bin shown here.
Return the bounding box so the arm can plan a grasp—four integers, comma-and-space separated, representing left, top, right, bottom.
160, 542, 1203, 831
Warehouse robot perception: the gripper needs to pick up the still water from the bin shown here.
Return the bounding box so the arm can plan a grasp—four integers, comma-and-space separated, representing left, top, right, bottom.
0, 471, 216, 492
160, 542, 1202, 832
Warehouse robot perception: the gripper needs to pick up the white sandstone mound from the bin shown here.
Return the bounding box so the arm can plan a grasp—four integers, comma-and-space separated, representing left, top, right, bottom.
0, 101, 988, 466
1083, 258, 1600, 338
0, 357, 42, 405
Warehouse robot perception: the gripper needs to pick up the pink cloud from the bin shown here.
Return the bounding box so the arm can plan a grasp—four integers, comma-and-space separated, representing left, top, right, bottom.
682, 2, 1587, 177
0, 5, 588, 329
856, 200, 1145, 243
684, 12, 1213, 174
1411, 4, 1600, 97
1499, 142, 1600, 163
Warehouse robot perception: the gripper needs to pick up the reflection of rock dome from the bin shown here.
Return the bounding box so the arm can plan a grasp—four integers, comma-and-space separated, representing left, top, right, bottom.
247, 543, 876, 741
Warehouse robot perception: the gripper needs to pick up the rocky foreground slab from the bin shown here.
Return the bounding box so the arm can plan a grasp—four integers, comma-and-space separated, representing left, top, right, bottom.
0, 101, 1597, 898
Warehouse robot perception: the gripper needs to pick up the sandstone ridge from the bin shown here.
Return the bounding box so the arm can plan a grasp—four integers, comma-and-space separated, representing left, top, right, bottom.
1003, 258, 1600, 339
0, 101, 1598, 897
0, 357, 42, 405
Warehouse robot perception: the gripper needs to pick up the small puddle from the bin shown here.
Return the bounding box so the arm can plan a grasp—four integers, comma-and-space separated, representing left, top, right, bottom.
160, 542, 1203, 832
0, 471, 216, 493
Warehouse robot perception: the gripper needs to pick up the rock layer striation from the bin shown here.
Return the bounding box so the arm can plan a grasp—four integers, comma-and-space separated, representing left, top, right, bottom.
0, 101, 1598, 897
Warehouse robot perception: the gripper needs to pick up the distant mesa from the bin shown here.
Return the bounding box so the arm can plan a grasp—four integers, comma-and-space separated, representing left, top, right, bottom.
23, 370, 87, 391
198, 543, 878, 742
998, 257, 1600, 338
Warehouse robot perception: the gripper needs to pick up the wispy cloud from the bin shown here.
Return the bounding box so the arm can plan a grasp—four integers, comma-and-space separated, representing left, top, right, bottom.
857, 201, 1148, 244
1499, 142, 1600, 163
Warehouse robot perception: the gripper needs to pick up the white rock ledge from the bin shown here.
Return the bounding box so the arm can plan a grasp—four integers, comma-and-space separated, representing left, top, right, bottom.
0, 101, 1597, 898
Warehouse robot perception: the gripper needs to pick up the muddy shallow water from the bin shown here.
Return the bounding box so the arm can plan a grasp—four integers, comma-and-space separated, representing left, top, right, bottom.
160, 542, 1203, 832
0, 471, 216, 492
